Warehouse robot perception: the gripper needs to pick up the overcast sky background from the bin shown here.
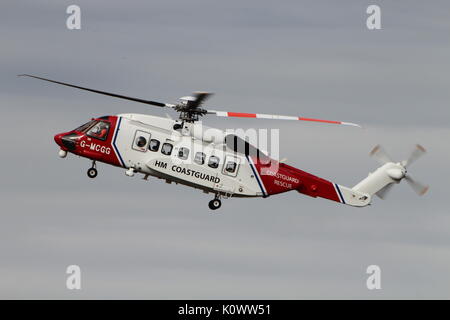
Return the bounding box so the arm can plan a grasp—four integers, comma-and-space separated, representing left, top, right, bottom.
1, 0, 449, 299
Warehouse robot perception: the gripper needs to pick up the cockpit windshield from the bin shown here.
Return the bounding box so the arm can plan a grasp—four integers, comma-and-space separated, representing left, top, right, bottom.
86, 121, 111, 141
74, 120, 96, 133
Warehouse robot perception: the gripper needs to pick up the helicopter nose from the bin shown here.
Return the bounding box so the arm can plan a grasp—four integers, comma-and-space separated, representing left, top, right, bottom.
54, 133, 63, 147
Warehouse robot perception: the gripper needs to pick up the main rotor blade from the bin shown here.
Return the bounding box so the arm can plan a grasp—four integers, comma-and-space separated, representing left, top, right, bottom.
369, 145, 393, 165
404, 175, 429, 196
404, 144, 426, 168
207, 110, 361, 128
18, 74, 169, 107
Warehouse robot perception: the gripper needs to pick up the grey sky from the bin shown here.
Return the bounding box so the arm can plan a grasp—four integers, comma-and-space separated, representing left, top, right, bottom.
1, 0, 449, 298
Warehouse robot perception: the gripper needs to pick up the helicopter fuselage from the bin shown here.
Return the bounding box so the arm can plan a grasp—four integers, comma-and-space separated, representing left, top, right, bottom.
54, 113, 371, 206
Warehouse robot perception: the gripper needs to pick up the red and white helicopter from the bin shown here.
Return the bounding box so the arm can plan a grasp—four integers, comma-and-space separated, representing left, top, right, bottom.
20, 74, 428, 210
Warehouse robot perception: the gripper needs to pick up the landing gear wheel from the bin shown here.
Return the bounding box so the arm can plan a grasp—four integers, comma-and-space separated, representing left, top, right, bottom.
87, 168, 98, 178
208, 199, 222, 210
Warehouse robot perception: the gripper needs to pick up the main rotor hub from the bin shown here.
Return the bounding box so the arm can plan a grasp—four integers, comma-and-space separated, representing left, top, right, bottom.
174, 95, 210, 122
176, 108, 207, 122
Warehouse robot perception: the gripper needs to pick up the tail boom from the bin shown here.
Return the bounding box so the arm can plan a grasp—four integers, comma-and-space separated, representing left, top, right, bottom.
251, 144, 426, 207
254, 160, 371, 207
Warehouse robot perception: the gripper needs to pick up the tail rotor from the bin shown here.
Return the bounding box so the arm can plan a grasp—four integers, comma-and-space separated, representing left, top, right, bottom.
369, 144, 429, 199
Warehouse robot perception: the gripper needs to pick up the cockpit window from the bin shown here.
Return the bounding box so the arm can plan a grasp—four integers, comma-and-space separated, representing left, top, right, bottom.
86, 121, 110, 141
74, 120, 96, 133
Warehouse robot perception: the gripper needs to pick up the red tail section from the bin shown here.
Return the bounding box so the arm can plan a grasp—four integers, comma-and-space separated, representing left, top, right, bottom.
250, 157, 342, 203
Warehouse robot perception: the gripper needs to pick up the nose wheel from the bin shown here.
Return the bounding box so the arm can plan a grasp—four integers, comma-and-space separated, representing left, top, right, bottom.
208, 195, 222, 210
87, 161, 98, 178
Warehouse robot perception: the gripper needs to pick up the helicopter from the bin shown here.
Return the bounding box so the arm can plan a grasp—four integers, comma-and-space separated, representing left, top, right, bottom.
20, 74, 429, 210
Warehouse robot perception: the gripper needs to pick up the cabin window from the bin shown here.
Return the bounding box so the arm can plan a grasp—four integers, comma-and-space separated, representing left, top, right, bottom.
149, 139, 160, 152
194, 152, 206, 165
135, 136, 147, 148
86, 121, 110, 141
225, 161, 237, 173
208, 156, 220, 169
178, 147, 190, 160
161, 143, 173, 155
132, 130, 151, 152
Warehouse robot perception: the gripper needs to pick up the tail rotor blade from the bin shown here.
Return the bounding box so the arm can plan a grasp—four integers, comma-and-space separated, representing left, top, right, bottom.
404, 144, 426, 168
405, 175, 429, 196
370, 145, 393, 165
